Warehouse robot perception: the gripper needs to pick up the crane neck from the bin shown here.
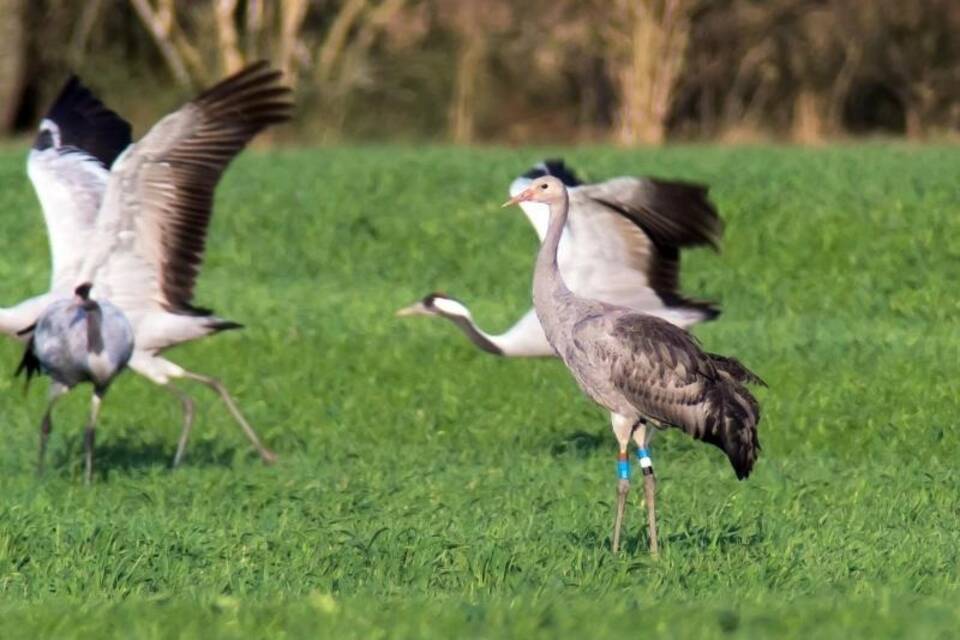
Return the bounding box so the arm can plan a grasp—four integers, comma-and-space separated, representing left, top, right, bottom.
446, 313, 504, 356
533, 192, 572, 306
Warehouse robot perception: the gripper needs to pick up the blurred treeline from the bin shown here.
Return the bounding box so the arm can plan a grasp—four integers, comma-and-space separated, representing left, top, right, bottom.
1, 0, 957, 144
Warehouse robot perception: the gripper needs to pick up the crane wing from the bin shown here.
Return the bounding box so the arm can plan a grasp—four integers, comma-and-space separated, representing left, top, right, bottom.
596, 313, 761, 478
79, 62, 292, 316
558, 178, 722, 321
570, 177, 722, 286
27, 76, 132, 290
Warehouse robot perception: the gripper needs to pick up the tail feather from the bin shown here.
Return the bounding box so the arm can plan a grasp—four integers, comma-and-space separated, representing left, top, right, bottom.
701, 379, 761, 479
708, 353, 766, 386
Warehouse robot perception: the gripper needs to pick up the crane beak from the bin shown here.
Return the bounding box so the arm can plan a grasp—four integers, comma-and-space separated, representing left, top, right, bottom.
395, 301, 429, 317
501, 188, 534, 208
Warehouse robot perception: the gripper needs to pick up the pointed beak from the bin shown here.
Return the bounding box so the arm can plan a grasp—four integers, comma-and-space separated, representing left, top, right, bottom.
501, 188, 534, 208
395, 302, 428, 317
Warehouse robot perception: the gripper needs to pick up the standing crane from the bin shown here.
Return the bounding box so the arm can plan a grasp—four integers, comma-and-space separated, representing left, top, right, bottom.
17, 283, 134, 484
398, 160, 721, 356
5, 63, 291, 468
504, 176, 764, 554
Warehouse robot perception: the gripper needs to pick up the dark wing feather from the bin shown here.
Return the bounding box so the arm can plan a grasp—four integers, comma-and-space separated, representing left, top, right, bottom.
577, 177, 723, 317
153, 62, 292, 312
588, 178, 723, 250
34, 75, 132, 168
82, 61, 293, 315
609, 314, 761, 479
14, 334, 42, 391
522, 158, 584, 187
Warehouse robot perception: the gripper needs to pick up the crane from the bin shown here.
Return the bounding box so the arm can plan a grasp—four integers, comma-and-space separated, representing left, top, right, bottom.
505, 175, 764, 554
17, 283, 134, 484
398, 160, 722, 356
5, 63, 291, 468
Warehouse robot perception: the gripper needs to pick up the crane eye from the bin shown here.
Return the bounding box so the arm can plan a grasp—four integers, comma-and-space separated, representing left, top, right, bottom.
540, 183, 548, 189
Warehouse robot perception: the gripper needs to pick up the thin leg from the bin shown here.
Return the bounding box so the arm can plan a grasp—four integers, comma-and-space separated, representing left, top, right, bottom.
164, 383, 196, 468
37, 383, 67, 476
181, 370, 276, 464
84, 390, 104, 486
610, 413, 634, 553
632, 421, 658, 556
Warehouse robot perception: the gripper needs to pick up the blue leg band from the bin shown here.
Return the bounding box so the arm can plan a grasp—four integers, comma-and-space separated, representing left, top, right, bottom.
617, 455, 630, 480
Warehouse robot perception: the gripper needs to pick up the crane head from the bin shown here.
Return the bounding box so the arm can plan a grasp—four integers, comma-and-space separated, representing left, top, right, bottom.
502, 175, 567, 208
396, 293, 471, 320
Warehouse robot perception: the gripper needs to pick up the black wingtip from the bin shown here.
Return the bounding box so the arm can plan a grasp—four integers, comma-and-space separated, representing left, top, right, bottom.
14, 335, 41, 392
206, 320, 244, 333
36, 75, 132, 168
16, 322, 37, 337
633, 178, 724, 250
521, 158, 583, 187
658, 291, 722, 324
702, 305, 722, 323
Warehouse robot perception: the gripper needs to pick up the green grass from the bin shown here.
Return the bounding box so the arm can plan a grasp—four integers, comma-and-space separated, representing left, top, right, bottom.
0, 145, 958, 638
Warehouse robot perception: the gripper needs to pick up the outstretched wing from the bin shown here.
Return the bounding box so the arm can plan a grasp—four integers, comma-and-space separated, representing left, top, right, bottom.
563, 177, 722, 323
582, 177, 722, 251
27, 76, 132, 290
79, 62, 293, 316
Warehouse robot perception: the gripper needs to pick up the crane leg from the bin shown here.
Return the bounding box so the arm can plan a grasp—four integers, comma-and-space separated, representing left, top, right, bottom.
612, 448, 630, 553
611, 413, 634, 553
633, 421, 658, 556
37, 383, 67, 476
83, 390, 104, 486
181, 370, 277, 464
164, 383, 196, 468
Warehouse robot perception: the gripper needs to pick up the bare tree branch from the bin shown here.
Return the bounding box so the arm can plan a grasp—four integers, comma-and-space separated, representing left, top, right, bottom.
216, 0, 244, 74
129, 0, 192, 85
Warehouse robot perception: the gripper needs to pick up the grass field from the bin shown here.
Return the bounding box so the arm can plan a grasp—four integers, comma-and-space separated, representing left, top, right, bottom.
0, 145, 957, 638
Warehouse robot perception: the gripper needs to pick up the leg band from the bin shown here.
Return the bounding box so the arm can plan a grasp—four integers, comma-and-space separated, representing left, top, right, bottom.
637, 448, 654, 476
617, 452, 630, 480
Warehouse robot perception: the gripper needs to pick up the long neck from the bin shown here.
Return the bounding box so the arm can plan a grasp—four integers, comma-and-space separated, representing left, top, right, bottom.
533, 193, 572, 316
447, 314, 504, 356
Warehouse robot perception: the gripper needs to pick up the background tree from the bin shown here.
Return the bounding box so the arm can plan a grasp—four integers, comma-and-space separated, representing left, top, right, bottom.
0, 0, 26, 132
1, 0, 958, 144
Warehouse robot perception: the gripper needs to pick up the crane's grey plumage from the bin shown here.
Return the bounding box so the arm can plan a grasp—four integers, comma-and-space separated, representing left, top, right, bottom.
4, 64, 291, 469
399, 159, 722, 356
17, 283, 134, 484
505, 175, 763, 554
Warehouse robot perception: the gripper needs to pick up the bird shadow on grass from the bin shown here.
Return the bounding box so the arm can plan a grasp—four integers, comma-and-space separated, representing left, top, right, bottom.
549, 428, 607, 458
53, 436, 239, 478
